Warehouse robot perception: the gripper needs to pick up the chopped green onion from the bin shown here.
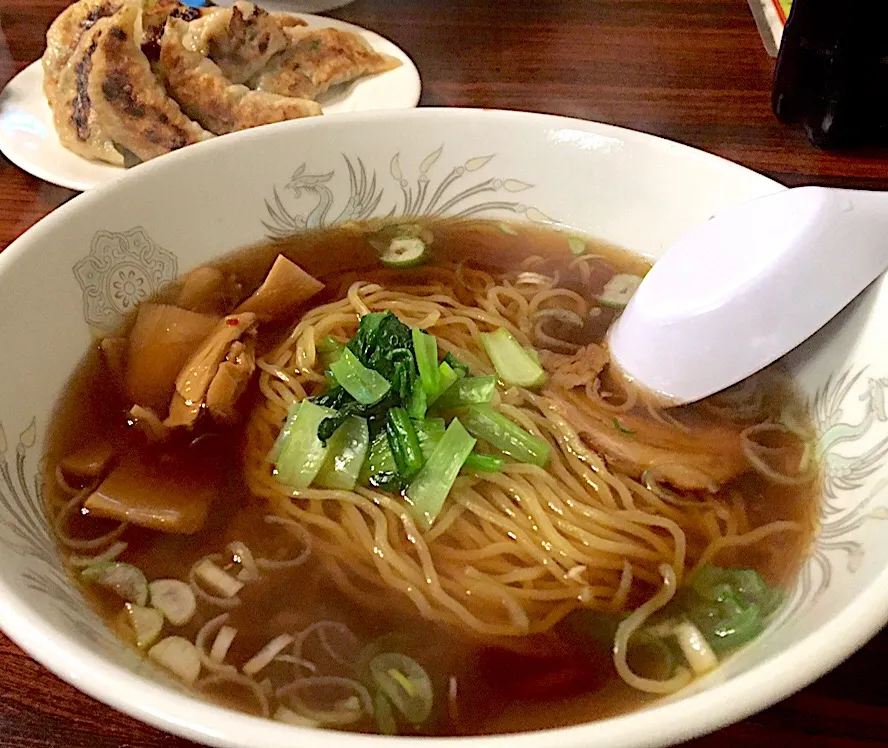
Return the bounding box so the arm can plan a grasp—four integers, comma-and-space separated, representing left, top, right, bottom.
315, 416, 371, 490
82, 561, 149, 606
461, 404, 551, 467
480, 328, 546, 388
568, 236, 586, 256
359, 432, 400, 490
599, 273, 642, 308
463, 452, 505, 473
373, 689, 398, 736
613, 418, 634, 435
385, 407, 425, 481
193, 558, 243, 598
317, 336, 345, 369
330, 347, 391, 405
148, 579, 197, 626
275, 401, 338, 488
407, 378, 428, 419
428, 361, 459, 405
405, 419, 476, 529
679, 565, 782, 654
148, 636, 201, 685
379, 237, 429, 268
369, 652, 434, 725
411, 329, 440, 395
125, 603, 164, 649
433, 375, 496, 410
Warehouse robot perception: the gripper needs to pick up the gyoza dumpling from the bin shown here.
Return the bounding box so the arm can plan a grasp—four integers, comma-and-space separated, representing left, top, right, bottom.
157, 16, 321, 135
140, 0, 216, 61
186, 2, 290, 84
43, 0, 124, 92
49, 17, 125, 165
249, 25, 401, 101
85, 1, 213, 162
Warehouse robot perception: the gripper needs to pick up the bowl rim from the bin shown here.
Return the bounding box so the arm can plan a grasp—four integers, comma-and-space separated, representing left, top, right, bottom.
1, 107, 886, 748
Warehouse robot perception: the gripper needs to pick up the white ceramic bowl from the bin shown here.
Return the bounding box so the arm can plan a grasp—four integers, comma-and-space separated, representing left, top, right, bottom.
0, 109, 886, 748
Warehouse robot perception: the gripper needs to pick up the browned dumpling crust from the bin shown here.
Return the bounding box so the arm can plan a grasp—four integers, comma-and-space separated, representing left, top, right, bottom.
190, 1, 290, 84
251, 25, 402, 100
48, 17, 125, 165
86, 2, 213, 162
157, 16, 321, 136
42, 0, 123, 91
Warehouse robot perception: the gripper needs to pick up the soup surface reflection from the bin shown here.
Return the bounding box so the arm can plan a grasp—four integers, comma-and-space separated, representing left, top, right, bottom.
44, 219, 819, 735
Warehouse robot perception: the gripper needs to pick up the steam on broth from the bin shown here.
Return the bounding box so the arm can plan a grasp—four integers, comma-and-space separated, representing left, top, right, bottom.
44, 219, 819, 735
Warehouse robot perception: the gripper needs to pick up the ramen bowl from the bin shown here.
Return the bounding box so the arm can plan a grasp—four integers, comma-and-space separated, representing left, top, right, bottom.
0, 109, 885, 748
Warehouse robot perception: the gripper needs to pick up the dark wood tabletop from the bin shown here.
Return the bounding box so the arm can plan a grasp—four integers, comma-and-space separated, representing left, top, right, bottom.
0, 0, 886, 745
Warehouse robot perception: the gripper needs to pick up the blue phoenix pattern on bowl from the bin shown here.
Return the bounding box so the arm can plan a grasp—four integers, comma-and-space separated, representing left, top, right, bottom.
262, 146, 555, 238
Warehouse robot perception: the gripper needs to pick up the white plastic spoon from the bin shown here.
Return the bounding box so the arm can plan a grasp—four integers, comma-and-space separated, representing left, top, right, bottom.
608, 185, 888, 405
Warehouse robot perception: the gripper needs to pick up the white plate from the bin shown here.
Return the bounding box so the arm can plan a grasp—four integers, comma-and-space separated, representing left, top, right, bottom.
0, 13, 420, 191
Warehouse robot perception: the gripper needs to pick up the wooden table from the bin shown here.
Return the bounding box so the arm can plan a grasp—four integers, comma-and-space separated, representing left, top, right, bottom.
0, 0, 885, 745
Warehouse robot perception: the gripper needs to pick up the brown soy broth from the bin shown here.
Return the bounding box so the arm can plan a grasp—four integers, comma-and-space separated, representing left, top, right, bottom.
42, 219, 820, 735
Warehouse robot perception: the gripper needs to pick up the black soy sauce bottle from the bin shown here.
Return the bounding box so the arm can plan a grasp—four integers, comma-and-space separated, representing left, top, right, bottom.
772, 1, 888, 149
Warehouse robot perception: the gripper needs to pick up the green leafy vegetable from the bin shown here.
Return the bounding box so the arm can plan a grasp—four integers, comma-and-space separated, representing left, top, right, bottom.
315, 390, 399, 443
415, 418, 446, 459
316, 312, 418, 441
317, 336, 345, 370
315, 416, 370, 490
330, 348, 391, 405
412, 329, 440, 395
433, 375, 496, 410
350, 311, 416, 381
275, 401, 338, 488
442, 352, 469, 378
463, 452, 505, 473
428, 361, 459, 405
347, 312, 386, 359
360, 432, 400, 491
480, 327, 546, 388
461, 404, 551, 467
405, 419, 476, 529
407, 379, 428, 419
385, 407, 425, 482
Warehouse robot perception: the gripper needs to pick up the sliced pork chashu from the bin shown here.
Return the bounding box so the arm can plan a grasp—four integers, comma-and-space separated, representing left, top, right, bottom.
251, 25, 401, 100
157, 16, 321, 135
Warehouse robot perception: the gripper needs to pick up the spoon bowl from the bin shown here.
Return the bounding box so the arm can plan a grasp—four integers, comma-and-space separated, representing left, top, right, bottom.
608, 185, 888, 404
